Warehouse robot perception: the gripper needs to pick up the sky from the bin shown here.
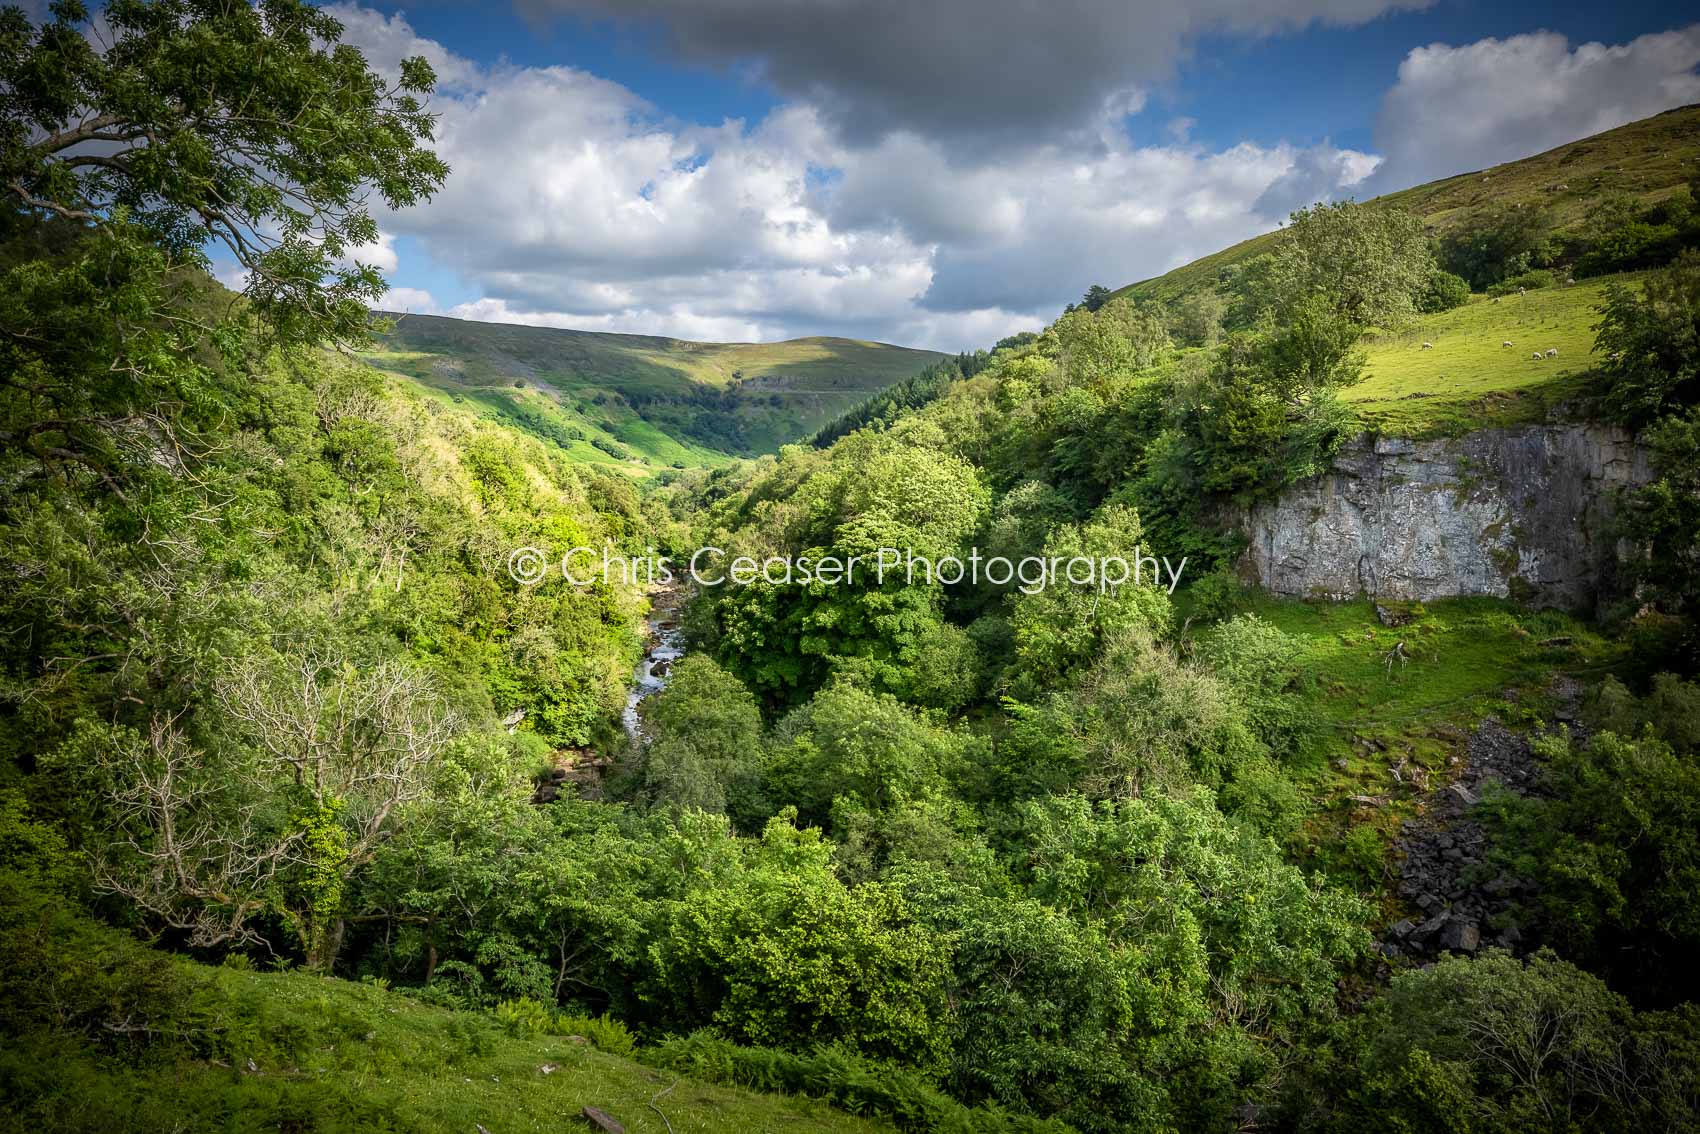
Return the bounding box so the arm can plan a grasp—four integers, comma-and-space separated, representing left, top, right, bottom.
305, 0, 1700, 350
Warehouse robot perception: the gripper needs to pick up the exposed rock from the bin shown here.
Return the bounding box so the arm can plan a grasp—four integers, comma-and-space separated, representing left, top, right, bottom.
581, 1106, 625, 1133
1233, 424, 1648, 610
1378, 685, 1581, 965
1440, 919, 1482, 954
1375, 603, 1410, 627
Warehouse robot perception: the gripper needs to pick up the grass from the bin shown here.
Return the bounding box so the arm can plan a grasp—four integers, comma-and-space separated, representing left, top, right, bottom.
1228, 594, 1623, 898
3, 960, 893, 1134
1344, 274, 1634, 436
1115, 103, 1700, 306
362, 315, 946, 468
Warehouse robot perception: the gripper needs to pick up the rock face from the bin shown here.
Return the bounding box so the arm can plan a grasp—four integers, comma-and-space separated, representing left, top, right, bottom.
1235, 424, 1648, 609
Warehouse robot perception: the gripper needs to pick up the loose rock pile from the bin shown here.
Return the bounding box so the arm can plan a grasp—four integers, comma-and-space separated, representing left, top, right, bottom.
1381, 710, 1561, 962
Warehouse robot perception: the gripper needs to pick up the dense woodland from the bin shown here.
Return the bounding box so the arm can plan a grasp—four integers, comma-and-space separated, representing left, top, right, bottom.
5, 4, 1700, 1133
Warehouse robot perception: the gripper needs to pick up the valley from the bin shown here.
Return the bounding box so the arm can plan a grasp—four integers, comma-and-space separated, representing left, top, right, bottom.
363, 314, 948, 470
5, 8, 1700, 1134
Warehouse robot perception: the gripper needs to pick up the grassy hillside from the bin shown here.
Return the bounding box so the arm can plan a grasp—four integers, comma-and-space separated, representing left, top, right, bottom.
363, 314, 946, 469
3, 949, 891, 1134
1117, 103, 1700, 307
1344, 273, 1631, 435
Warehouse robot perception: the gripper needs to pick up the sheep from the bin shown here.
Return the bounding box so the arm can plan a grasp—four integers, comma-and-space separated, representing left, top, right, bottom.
1502, 341, 1514, 348
1518, 287, 1526, 296
1532, 352, 1543, 361
1545, 348, 1558, 358
1420, 342, 1434, 350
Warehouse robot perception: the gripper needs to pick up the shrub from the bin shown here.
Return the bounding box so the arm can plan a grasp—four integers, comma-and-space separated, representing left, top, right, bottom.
1419, 269, 1471, 313
644, 1031, 1075, 1134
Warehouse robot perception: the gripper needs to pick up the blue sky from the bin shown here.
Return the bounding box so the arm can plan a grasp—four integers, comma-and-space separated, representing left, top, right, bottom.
318, 0, 1700, 349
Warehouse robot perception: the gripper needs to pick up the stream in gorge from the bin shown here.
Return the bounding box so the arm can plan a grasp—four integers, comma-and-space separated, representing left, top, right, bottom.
620, 581, 687, 739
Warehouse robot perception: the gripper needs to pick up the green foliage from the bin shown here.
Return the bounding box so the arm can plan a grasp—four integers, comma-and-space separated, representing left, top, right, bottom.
1168, 288, 1228, 347
1616, 408, 1700, 668
1438, 203, 1555, 290
1, 0, 448, 346
1596, 249, 1700, 423
644, 814, 954, 1071
646, 1031, 1075, 1134
642, 655, 767, 824
1480, 675, 1700, 1001
1331, 951, 1700, 1134
1197, 614, 1311, 752
1006, 506, 1173, 695
1420, 268, 1473, 313
1261, 200, 1436, 328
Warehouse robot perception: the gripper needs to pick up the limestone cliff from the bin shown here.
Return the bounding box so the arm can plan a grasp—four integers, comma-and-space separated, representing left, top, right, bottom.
1234, 424, 1648, 609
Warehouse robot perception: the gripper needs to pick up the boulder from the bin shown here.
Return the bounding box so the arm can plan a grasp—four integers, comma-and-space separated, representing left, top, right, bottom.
1439, 919, 1481, 954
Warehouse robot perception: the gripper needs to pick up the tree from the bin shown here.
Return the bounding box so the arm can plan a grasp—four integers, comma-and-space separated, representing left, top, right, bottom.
1007, 505, 1173, 696
641, 655, 767, 826
1617, 409, 1700, 666
643, 813, 954, 1071
1170, 288, 1227, 346
1437, 203, 1554, 290
1343, 951, 1699, 1134
87, 643, 464, 970
1595, 250, 1700, 424
1420, 268, 1472, 313
1079, 283, 1114, 313
1265, 201, 1435, 328
1253, 293, 1367, 403
0, 0, 448, 346
1481, 678, 1700, 1000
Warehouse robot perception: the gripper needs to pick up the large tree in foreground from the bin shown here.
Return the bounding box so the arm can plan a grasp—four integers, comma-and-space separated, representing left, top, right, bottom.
0, 0, 448, 345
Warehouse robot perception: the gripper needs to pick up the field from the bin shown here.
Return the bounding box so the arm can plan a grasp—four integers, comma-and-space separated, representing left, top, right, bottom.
1344, 274, 1632, 435
363, 315, 946, 468
1115, 104, 1700, 307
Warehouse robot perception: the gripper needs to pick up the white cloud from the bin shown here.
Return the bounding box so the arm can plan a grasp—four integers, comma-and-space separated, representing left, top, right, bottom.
327, 6, 1389, 350
381, 286, 441, 314
1370, 25, 1700, 191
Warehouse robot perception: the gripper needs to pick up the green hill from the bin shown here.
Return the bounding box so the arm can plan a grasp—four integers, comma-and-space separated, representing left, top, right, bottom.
362, 315, 947, 470
1117, 103, 1700, 307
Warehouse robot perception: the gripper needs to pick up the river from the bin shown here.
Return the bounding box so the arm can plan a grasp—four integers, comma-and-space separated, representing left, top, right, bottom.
620, 582, 687, 739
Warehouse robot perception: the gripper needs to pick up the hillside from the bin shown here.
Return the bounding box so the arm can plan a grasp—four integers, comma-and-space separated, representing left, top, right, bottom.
1117, 103, 1700, 307
1343, 271, 1626, 435
363, 314, 947, 469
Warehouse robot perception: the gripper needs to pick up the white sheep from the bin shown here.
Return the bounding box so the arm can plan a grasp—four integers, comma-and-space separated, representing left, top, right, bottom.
1545, 348, 1558, 358
1531, 352, 1543, 361
1502, 341, 1513, 348
1420, 342, 1434, 350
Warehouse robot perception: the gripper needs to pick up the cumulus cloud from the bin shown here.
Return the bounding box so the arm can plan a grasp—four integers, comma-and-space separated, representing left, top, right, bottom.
1370, 25, 1700, 191
516, 0, 1430, 144
325, 5, 1385, 349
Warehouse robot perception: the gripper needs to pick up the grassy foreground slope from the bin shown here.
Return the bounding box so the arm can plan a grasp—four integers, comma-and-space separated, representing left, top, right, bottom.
365, 314, 946, 468
3, 963, 888, 1134
1117, 103, 1700, 307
